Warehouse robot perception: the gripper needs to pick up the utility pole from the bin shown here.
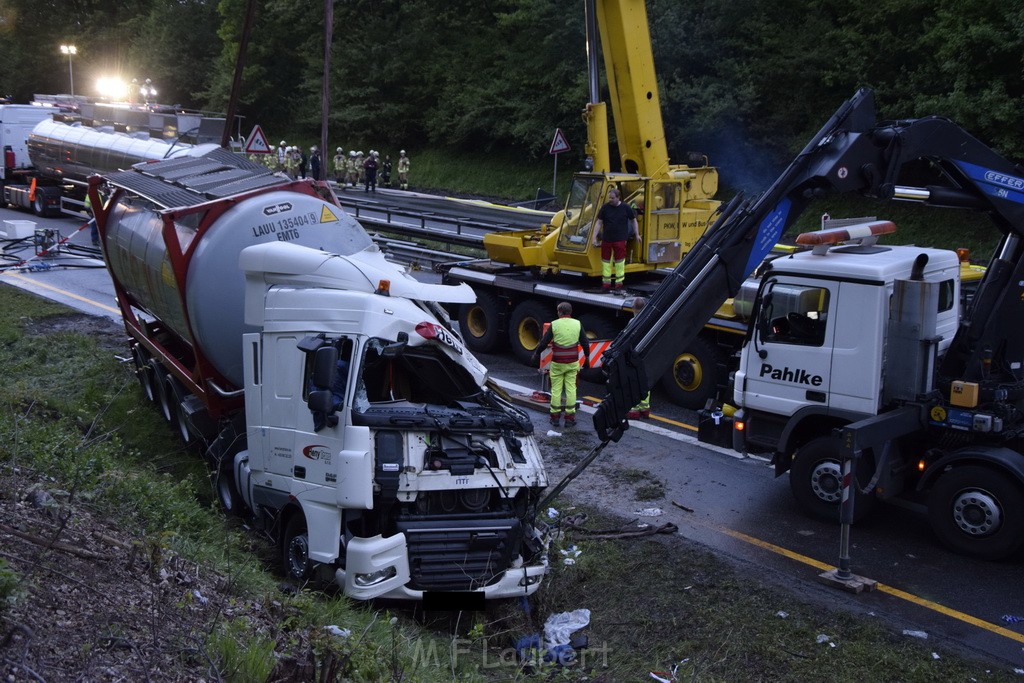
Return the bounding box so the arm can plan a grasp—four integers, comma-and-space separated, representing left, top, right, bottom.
320, 0, 333, 180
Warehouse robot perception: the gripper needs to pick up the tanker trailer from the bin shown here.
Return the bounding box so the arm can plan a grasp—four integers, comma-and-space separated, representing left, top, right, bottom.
3, 116, 213, 217
93, 150, 550, 601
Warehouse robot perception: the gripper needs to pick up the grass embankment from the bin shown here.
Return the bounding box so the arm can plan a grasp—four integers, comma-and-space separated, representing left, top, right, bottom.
0, 287, 1016, 681
0, 288, 459, 681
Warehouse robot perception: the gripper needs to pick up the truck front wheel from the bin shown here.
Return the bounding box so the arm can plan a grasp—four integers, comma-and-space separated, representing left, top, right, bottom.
282, 513, 313, 582
659, 336, 720, 410
458, 291, 505, 352
789, 437, 876, 523
927, 465, 1024, 560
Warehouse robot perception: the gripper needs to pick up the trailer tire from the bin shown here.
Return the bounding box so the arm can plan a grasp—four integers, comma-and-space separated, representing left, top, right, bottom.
927, 465, 1024, 560
508, 300, 550, 365
149, 359, 173, 422
658, 336, 720, 410
282, 513, 313, 582
32, 193, 45, 217
132, 345, 155, 402
458, 291, 505, 353
164, 374, 192, 444
789, 436, 876, 523
213, 461, 244, 517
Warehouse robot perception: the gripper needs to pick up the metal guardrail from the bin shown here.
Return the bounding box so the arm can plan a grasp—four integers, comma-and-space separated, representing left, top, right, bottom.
369, 234, 469, 271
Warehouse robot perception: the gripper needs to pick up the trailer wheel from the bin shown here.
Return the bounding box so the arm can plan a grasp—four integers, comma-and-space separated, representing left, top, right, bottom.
282, 513, 312, 582
927, 465, 1024, 560
149, 359, 173, 422
32, 193, 45, 217
213, 461, 244, 517
789, 436, 876, 523
458, 290, 505, 352
508, 300, 550, 365
164, 374, 192, 444
658, 336, 720, 410
132, 345, 155, 402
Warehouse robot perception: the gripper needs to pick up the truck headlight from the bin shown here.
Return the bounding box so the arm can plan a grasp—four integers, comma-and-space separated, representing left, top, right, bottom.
518, 575, 542, 587
353, 566, 397, 587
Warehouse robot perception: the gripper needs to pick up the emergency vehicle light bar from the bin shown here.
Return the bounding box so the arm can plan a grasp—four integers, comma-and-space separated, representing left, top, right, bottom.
795, 220, 897, 252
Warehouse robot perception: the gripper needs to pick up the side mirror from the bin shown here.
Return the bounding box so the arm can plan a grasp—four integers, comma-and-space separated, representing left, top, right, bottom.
308, 390, 338, 432
311, 346, 339, 389
381, 331, 409, 359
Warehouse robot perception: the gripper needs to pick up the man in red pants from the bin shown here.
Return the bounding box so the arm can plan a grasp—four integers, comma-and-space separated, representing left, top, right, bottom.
592, 187, 639, 290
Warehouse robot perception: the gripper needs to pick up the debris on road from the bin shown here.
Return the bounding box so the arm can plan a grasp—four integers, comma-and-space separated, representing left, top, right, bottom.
635, 507, 663, 517
671, 500, 694, 513
902, 629, 929, 639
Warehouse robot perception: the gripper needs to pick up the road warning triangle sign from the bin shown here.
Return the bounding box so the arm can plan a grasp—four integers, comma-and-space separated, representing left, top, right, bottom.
549, 128, 571, 155
244, 125, 272, 154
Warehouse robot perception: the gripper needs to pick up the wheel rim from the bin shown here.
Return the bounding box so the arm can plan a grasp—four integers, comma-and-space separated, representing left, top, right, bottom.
287, 532, 310, 578
217, 470, 235, 512
951, 489, 1001, 536
809, 460, 843, 504
465, 305, 488, 339
174, 399, 191, 443
672, 353, 702, 391
516, 317, 541, 352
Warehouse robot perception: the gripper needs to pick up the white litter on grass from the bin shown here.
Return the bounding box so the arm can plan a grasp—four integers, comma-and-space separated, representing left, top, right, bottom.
546, 430, 562, 437
902, 630, 928, 639
547, 507, 559, 519
544, 609, 591, 648
776, 611, 789, 619
1013, 667, 1024, 675
635, 507, 663, 517
816, 634, 831, 645
932, 652, 940, 660
324, 626, 352, 638
560, 545, 582, 565
192, 589, 208, 605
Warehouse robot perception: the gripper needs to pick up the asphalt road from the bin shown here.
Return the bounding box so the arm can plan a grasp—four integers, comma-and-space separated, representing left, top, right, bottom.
1, 206, 1022, 671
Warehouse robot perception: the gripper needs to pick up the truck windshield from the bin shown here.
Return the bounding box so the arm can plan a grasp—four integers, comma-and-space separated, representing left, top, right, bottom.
353, 338, 482, 411
556, 176, 605, 253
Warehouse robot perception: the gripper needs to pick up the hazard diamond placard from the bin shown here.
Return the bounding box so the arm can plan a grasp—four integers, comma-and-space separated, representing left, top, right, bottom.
549, 128, 571, 155
244, 125, 271, 154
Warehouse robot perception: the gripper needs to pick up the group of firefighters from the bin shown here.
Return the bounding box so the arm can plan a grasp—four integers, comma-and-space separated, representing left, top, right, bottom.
248, 141, 410, 192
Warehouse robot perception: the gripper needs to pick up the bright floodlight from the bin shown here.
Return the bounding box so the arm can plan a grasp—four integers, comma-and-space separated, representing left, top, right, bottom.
96, 76, 128, 100
60, 45, 77, 55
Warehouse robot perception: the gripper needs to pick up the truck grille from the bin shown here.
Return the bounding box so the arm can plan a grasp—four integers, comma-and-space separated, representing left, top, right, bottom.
396, 517, 522, 591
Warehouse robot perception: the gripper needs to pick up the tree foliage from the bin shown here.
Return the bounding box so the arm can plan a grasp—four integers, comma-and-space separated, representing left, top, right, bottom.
1, 0, 1022, 188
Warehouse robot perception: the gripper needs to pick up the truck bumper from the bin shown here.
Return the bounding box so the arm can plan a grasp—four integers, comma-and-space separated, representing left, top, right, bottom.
336, 533, 549, 601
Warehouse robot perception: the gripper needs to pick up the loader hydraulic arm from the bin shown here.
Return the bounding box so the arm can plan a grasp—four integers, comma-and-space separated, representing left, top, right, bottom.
595, 87, 1024, 442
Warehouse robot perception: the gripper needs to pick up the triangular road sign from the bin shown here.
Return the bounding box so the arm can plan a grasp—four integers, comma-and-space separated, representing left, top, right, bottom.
549, 128, 571, 155
245, 125, 272, 154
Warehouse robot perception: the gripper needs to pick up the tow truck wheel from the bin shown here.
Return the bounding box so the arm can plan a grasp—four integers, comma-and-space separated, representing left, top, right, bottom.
508, 300, 550, 365
132, 345, 155, 402
458, 291, 505, 352
282, 513, 313, 582
789, 436, 876, 523
927, 465, 1024, 560
658, 336, 719, 410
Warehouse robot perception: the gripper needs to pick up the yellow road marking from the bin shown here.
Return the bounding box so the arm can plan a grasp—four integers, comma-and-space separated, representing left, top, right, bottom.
583, 395, 699, 432
1, 272, 120, 315
721, 527, 1024, 645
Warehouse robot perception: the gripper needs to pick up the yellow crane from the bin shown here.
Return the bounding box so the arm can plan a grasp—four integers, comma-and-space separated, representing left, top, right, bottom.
483, 0, 720, 276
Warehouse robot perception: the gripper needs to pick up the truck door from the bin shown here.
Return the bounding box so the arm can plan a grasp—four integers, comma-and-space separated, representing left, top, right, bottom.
738, 279, 836, 416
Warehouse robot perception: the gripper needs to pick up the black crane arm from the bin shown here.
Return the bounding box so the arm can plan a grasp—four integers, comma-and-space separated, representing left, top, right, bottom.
594, 87, 1024, 442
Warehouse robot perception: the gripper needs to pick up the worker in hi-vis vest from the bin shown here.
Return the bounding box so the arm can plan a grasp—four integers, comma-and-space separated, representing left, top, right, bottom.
533, 301, 590, 427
